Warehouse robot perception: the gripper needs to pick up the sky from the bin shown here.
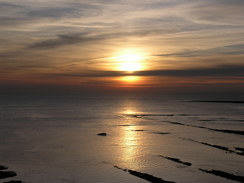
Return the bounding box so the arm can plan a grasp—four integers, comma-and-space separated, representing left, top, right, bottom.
0, 0, 244, 94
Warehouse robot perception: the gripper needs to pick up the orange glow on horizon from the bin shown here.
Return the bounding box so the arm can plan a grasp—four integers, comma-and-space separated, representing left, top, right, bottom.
121, 76, 140, 82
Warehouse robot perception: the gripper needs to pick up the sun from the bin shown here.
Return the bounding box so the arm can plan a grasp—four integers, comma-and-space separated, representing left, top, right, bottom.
111, 50, 146, 72
116, 53, 143, 72
116, 53, 142, 63
119, 61, 142, 72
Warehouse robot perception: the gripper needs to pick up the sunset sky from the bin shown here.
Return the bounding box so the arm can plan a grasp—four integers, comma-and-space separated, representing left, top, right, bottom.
1, 0, 244, 93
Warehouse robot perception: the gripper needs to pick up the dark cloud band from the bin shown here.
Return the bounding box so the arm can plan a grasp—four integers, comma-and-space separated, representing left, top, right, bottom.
52, 65, 244, 78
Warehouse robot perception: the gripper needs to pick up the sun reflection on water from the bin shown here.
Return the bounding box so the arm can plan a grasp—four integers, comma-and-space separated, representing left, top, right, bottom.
123, 125, 137, 147
121, 125, 140, 168
115, 102, 145, 169
118, 108, 144, 169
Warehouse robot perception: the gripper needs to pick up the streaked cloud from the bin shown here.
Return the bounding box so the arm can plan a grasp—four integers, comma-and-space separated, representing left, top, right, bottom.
43, 64, 244, 78
29, 34, 99, 49
181, 0, 244, 25
156, 44, 244, 57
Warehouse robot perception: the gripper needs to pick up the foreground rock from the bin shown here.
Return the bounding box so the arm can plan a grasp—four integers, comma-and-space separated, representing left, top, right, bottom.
199, 169, 244, 182
0, 165, 8, 170
0, 164, 25, 182
159, 155, 192, 166
114, 165, 175, 183
0, 171, 17, 179
97, 133, 107, 136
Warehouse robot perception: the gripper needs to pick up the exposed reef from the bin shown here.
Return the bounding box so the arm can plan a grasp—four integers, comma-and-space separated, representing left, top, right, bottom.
189, 100, 244, 104
159, 155, 192, 166
0, 164, 24, 182
154, 132, 171, 135
0, 171, 17, 179
97, 133, 107, 136
199, 169, 244, 182
183, 138, 244, 156
114, 165, 175, 183
0, 165, 8, 170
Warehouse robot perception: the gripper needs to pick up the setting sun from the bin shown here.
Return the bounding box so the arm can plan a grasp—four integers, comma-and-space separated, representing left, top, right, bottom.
119, 61, 142, 72
116, 53, 144, 72
110, 49, 147, 72
116, 53, 143, 63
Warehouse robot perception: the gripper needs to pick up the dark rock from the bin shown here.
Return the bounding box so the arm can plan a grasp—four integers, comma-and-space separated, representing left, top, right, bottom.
128, 169, 175, 183
235, 147, 244, 155
154, 132, 170, 135
114, 165, 175, 183
0, 165, 8, 170
159, 155, 192, 166
183, 138, 244, 156
133, 130, 144, 131
97, 133, 107, 136
0, 171, 17, 179
235, 147, 244, 151
211, 129, 244, 136
4, 181, 24, 183
199, 169, 244, 182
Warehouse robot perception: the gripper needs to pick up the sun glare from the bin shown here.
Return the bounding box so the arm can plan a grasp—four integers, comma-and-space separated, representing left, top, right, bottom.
119, 61, 142, 72
116, 53, 143, 63
111, 49, 146, 72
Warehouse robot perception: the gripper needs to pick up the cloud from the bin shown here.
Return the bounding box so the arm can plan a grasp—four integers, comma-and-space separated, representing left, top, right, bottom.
49, 65, 244, 78
28, 28, 178, 49
182, 0, 244, 25
29, 34, 100, 49
0, 1, 101, 27
0, 2, 25, 12
157, 44, 244, 57
134, 65, 244, 77
24, 3, 101, 19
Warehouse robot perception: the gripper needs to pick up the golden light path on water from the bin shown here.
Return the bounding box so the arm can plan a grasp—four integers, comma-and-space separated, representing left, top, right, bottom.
119, 109, 142, 170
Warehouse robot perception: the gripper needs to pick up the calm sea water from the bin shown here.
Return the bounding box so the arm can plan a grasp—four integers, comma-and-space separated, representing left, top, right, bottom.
0, 93, 243, 183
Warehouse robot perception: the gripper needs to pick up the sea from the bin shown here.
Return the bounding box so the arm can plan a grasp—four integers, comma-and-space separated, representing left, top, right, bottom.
0, 93, 243, 183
